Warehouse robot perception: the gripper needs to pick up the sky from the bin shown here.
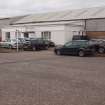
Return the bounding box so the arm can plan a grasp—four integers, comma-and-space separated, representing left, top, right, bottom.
0, 0, 105, 17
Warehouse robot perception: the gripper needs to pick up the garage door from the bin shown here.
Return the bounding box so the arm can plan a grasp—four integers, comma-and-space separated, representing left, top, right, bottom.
86, 31, 105, 39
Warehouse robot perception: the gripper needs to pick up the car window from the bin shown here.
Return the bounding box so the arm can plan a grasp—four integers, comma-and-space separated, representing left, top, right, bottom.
64, 42, 72, 47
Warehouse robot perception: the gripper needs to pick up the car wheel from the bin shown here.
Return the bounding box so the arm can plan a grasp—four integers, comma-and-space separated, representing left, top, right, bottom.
98, 47, 105, 54
56, 50, 61, 55
78, 50, 85, 57
32, 46, 36, 51
91, 48, 96, 55
9, 45, 12, 49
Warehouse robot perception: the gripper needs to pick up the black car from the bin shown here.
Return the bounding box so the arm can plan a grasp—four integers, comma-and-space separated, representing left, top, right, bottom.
44, 40, 55, 47
23, 38, 49, 51
98, 40, 105, 53
54, 40, 95, 57
36, 38, 55, 47
88, 39, 105, 54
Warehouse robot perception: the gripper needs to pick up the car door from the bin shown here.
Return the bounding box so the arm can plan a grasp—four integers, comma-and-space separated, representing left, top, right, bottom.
61, 42, 73, 55
71, 41, 81, 55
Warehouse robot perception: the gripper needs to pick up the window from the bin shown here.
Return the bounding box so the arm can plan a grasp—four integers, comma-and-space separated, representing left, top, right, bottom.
15, 31, 21, 38
64, 42, 72, 47
41, 31, 51, 40
24, 32, 29, 38
5, 32, 10, 40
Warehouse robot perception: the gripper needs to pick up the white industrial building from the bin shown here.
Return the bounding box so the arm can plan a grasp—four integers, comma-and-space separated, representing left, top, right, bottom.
1, 6, 105, 45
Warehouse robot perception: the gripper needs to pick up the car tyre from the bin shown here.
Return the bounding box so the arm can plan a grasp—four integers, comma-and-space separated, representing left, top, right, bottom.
9, 45, 12, 49
78, 50, 85, 57
98, 47, 105, 54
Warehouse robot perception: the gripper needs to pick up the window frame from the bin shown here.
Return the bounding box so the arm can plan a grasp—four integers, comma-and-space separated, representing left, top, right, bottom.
41, 31, 51, 40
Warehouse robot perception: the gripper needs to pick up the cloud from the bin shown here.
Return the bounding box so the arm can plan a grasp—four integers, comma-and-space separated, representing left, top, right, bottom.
0, 0, 105, 17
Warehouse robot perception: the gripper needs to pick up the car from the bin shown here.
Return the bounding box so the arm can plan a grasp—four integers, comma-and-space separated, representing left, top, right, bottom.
36, 38, 55, 47
42, 40, 55, 47
0, 39, 23, 49
47, 40, 55, 47
23, 38, 49, 51
89, 39, 105, 54
97, 40, 105, 53
54, 40, 95, 57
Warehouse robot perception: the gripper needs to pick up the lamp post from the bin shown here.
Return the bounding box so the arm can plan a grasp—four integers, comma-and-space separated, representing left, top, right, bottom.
16, 30, 19, 52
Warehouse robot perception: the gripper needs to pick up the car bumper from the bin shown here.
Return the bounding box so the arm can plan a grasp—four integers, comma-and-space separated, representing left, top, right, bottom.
84, 49, 94, 55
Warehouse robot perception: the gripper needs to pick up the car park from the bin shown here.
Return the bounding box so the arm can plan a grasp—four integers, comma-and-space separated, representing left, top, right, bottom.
23, 38, 49, 51
54, 40, 95, 57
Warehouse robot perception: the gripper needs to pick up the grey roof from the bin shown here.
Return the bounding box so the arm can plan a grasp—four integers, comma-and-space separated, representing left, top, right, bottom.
14, 6, 105, 24
0, 15, 27, 28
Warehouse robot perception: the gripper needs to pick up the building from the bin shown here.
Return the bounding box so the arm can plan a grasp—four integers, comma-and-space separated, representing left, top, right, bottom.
1, 6, 105, 45
0, 16, 27, 41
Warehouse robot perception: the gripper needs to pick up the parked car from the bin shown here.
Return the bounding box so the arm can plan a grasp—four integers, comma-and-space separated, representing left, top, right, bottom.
23, 38, 49, 51
0, 39, 23, 49
47, 40, 55, 47
42, 40, 55, 47
36, 38, 55, 47
89, 39, 105, 54
54, 40, 95, 57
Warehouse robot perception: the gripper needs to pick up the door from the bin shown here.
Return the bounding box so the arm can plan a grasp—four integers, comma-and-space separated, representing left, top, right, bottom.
71, 42, 81, 54
61, 42, 73, 55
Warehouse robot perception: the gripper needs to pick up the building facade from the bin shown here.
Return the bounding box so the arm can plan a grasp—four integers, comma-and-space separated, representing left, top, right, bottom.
1, 20, 84, 45
1, 6, 105, 45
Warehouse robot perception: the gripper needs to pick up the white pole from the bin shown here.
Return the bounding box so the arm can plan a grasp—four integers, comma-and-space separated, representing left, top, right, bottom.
16, 30, 19, 52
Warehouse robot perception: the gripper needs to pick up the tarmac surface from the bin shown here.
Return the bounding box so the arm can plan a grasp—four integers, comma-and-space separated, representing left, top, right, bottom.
0, 50, 105, 105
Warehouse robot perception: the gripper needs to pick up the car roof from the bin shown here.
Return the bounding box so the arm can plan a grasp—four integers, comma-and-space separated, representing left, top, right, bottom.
72, 40, 88, 42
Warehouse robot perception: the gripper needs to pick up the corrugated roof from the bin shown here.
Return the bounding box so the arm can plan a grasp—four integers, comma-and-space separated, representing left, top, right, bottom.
14, 6, 105, 24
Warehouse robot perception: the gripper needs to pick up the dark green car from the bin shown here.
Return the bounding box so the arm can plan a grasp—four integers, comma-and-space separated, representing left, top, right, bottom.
54, 40, 95, 57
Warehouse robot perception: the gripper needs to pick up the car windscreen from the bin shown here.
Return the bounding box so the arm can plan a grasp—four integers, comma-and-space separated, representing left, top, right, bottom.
64, 42, 72, 47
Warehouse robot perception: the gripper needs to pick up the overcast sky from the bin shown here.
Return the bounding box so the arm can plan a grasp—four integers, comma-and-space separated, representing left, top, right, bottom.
0, 0, 105, 17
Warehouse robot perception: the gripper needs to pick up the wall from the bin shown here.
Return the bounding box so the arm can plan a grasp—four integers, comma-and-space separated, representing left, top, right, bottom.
34, 25, 65, 45
2, 28, 15, 41
86, 19, 105, 31
65, 24, 84, 42
86, 19, 105, 39
1, 21, 84, 44
1, 27, 25, 41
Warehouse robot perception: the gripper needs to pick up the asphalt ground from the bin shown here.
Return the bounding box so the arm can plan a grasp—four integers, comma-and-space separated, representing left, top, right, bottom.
0, 50, 105, 105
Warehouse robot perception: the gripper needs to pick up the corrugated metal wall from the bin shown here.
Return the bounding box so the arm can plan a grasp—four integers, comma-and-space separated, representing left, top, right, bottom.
86, 19, 105, 31
86, 19, 105, 39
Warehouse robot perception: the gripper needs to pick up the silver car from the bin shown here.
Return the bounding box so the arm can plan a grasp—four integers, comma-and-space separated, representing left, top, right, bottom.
0, 39, 23, 48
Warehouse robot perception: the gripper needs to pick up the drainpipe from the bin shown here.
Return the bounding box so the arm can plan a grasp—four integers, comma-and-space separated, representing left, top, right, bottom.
84, 19, 87, 36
